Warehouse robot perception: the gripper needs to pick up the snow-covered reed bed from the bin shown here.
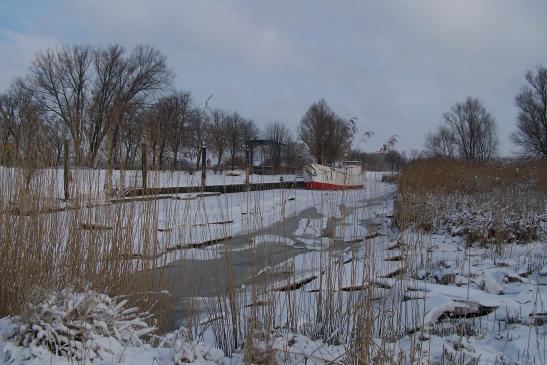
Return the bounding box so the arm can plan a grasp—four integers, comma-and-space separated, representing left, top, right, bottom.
2, 168, 406, 363
396, 158, 546, 245
4, 161, 543, 364
0, 166, 172, 324
399, 189, 546, 245
0, 165, 278, 325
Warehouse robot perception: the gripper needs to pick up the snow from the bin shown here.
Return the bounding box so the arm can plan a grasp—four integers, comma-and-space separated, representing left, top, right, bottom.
1, 169, 546, 364
252, 234, 297, 246
0, 309, 349, 365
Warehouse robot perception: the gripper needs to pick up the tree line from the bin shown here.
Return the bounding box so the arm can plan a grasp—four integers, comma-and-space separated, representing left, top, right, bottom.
0, 44, 369, 172
425, 65, 547, 160
8, 43, 541, 172
0, 45, 298, 170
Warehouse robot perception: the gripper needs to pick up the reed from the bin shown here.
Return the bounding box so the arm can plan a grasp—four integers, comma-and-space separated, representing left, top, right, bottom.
398, 157, 546, 195
396, 158, 546, 245
7, 159, 542, 363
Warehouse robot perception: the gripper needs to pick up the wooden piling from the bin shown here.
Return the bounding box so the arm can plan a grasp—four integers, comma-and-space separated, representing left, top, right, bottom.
141, 142, 148, 194
63, 138, 70, 201
245, 146, 250, 187
201, 142, 207, 191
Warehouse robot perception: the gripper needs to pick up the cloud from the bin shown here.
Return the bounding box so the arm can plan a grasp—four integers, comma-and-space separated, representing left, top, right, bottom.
0, 30, 59, 87
1, 0, 546, 154
66, 0, 307, 72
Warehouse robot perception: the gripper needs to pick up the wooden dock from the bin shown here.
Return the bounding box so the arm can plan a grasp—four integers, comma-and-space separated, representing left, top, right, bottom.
123, 180, 305, 197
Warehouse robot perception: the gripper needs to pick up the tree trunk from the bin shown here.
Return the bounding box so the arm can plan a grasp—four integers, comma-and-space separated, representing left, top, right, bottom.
215, 155, 222, 172
172, 144, 179, 169
158, 141, 165, 169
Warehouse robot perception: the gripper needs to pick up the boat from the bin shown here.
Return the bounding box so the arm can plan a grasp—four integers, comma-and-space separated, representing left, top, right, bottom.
303, 161, 364, 190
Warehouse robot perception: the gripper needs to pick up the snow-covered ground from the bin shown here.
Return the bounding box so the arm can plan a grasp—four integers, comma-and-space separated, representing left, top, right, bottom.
1, 170, 545, 364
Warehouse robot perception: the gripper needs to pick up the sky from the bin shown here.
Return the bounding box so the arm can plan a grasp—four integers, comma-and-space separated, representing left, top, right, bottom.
1, 0, 546, 155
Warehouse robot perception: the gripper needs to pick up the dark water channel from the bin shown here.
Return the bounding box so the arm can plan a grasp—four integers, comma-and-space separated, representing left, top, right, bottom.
154, 207, 317, 331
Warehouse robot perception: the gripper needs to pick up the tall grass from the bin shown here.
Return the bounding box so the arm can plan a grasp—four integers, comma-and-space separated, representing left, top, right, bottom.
398, 157, 546, 194
1, 164, 324, 337
8, 159, 541, 363
0, 163, 204, 328
396, 158, 546, 244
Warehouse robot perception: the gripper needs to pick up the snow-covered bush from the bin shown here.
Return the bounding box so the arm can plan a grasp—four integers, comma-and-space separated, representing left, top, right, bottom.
397, 189, 546, 245
8, 288, 155, 361
159, 327, 224, 364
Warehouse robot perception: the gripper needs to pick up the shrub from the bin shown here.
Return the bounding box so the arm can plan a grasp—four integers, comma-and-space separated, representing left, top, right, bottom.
10, 289, 155, 361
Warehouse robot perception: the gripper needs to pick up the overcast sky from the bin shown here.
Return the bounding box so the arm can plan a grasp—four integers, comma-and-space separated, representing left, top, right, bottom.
1, 0, 546, 154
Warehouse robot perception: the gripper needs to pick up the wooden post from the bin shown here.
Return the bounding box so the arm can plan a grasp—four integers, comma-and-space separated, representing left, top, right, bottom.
201, 142, 207, 191
63, 138, 70, 201
141, 142, 148, 195
245, 146, 250, 186
249, 145, 254, 173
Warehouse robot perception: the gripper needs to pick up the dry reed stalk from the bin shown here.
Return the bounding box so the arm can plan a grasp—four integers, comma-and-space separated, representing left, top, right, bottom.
0, 163, 182, 331
3, 163, 433, 363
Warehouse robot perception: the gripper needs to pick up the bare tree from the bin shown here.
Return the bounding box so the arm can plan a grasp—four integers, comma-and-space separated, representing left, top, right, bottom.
0, 80, 54, 183
226, 112, 243, 169
0, 92, 17, 165
264, 121, 291, 167
121, 106, 144, 168
384, 150, 405, 171
241, 118, 259, 147
188, 108, 209, 169
223, 113, 260, 169
442, 96, 497, 161
26, 44, 171, 167
102, 45, 172, 169
511, 65, 547, 157
45, 117, 65, 165
28, 45, 92, 165
87, 45, 126, 165
207, 108, 229, 170
424, 125, 457, 158
153, 91, 192, 168
298, 99, 356, 164
169, 92, 192, 168
284, 137, 310, 169
143, 106, 166, 168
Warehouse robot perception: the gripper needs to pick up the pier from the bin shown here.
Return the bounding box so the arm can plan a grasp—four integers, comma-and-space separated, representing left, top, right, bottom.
123, 179, 305, 197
